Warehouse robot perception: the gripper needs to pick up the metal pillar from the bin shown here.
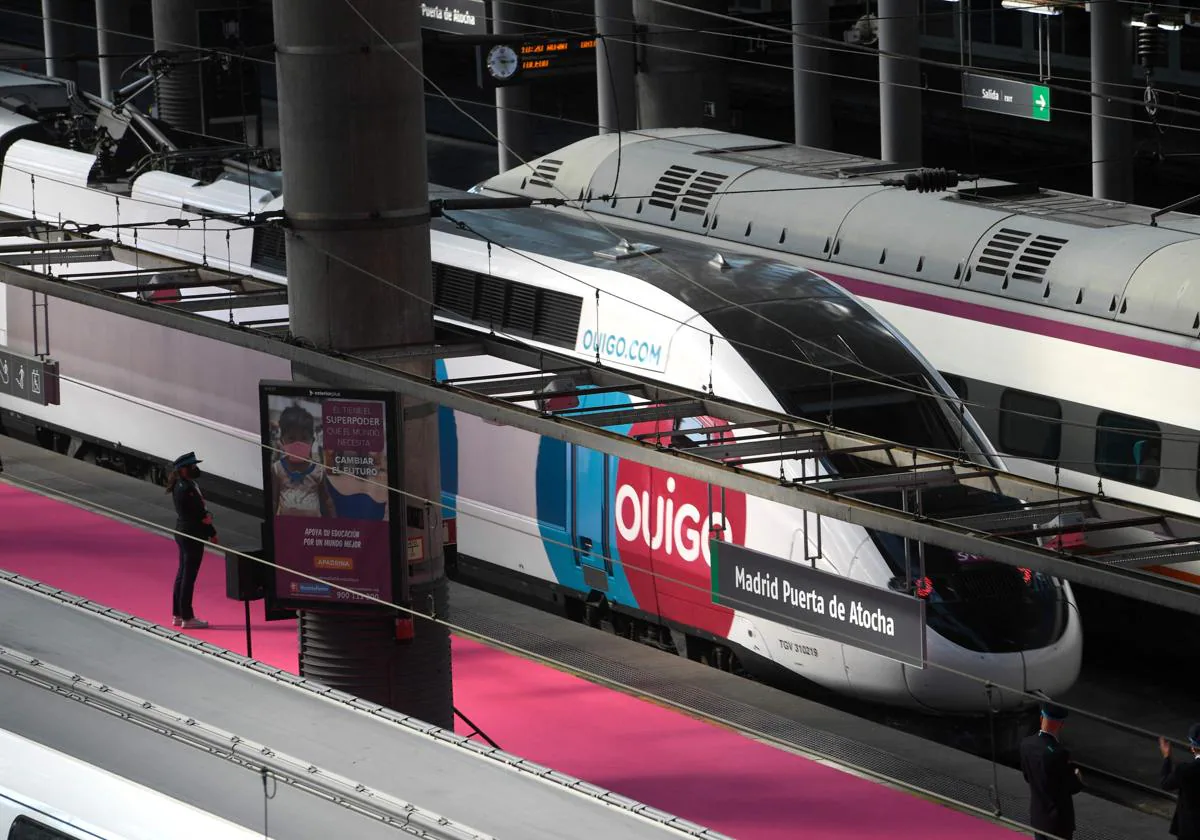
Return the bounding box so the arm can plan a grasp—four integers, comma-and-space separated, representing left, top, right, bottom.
632, 0, 730, 129
877, 0, 922, 164
596, 0, 636, 134
1091, 0, 1132, 201
792, 0, 831, 149
151, 0, 203, 135
493, 1, 532, 173
95, 0, 131, 102
41, 0, 79, 81
273, 0, 453, 729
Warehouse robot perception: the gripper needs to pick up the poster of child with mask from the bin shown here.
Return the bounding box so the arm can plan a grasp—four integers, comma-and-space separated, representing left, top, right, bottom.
265, 390, 396, 606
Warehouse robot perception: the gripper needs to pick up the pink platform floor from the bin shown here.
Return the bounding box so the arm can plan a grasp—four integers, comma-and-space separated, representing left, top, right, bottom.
0, 480, 1018, 839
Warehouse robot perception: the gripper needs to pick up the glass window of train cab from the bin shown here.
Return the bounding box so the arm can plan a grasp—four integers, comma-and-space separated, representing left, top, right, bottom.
998, 390, 1063, 461
1095, 412, 1162, 488
8, 816, 75, 840
938, 373, 968, 401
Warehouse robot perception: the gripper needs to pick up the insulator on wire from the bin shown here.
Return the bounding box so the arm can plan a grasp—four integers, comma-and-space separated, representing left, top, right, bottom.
1138, 13, 1166, 71
889, 168, 961, 193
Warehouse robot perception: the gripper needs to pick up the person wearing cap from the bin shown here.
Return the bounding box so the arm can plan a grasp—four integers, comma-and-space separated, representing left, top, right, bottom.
1020, 702, 1083, 840
166, 452, 217, 629
1159, 723, 1200, 839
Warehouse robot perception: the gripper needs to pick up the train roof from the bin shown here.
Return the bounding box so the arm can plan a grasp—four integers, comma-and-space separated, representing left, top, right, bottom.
431, 186, 939, 392
480, 129, 1200, 341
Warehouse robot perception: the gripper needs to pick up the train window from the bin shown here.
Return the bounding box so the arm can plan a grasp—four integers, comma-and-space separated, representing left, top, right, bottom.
939, 373, 968, 401
9, 816, 75, 840
1095, 412, 1161, 488
999, 390, 1062, 461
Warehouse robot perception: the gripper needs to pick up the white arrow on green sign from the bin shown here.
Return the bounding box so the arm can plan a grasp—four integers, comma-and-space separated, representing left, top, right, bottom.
1032, 85, 1051, 121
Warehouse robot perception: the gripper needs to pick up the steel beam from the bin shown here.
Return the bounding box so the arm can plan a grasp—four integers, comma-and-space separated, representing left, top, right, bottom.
7, 264, 1200, 615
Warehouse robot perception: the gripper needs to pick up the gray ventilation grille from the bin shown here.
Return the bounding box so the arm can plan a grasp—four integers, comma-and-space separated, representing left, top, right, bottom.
433, 262, 583, 348
976, 228, 1029, 278
975, 228, 1068, 284
251, 226, 287, 273
528, 158, 562, 189
1012, 233, 1067, 282
648, 165, 728, 215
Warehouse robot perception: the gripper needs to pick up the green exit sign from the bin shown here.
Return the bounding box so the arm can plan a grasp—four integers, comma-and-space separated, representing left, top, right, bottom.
963, 72, 1053, 123
1031, 85, 1051, 121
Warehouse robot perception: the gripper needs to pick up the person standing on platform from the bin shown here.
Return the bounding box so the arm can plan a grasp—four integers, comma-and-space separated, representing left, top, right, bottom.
167, 451, 216, 629
1160, 724, 1200, 839
1020, 702, 1083, 840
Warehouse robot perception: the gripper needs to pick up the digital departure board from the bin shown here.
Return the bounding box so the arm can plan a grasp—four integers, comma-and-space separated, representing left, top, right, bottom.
477, 35, 598, 88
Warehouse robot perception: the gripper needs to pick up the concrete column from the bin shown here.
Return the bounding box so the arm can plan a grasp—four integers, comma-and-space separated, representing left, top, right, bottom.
95, 0, 132, 101
1091, 0, 1132, 201
151, 0, 202, 135
493, 1, 532, 173
632, 0, 729, 130
273, 0, 453, 727
596, 0, 636, 134
877, 0, 922, 164
42, 0, 79, 81
792, 0, 831, 149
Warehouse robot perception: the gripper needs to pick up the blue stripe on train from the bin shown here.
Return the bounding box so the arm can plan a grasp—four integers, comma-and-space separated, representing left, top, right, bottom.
535, 388, 641, 611
434, 360, 458, 522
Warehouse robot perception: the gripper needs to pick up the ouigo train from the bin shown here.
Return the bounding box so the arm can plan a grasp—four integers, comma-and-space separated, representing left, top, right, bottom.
0, 68, 1081, 720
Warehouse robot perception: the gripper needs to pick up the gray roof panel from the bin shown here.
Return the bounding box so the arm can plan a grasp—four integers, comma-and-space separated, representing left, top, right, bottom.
705, 168, 890, 262
1121, 238, 1200, 336
479, 128, 1200, 340
831, 189, 1012, 287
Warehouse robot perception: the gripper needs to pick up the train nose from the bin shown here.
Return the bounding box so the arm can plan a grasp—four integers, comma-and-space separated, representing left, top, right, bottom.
905, 591, 1083, 715
903, 631, 1030, 714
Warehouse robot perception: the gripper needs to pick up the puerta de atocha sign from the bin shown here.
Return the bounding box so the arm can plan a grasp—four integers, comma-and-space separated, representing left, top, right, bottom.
259, 382, 406, 613
420, 0, 486, 35
711, 541, 927, 668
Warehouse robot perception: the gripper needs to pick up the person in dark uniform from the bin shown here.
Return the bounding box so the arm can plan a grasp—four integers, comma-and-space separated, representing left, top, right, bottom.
1020, 702, 1083, 840
1160, 723, 1200, 839
167, 452, 217, 629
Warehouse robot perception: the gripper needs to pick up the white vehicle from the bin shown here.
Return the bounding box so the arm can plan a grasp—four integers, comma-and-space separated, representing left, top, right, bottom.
0, 69, 1081, 720
0, 728, 266, 840
478, 127, 1200, 589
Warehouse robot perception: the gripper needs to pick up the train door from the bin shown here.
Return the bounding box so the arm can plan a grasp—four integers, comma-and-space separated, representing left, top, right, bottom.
647, 416, 743, 637
571, 444, 613, 594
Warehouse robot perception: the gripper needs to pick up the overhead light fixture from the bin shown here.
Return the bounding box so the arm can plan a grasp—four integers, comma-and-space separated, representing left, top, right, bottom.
1131, 17, 1183, 30
1002, 0, 1064, 14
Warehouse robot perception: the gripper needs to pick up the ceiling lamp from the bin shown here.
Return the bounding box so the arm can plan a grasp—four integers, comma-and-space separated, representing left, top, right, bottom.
1002, 0, 1064, 14
1131, 16, 1183, 30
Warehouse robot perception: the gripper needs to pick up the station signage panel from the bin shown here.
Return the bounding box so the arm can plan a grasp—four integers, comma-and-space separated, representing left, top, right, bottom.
962, 71, 1051, 122
259, 381, 407, 613
711, 541, 927, 668
421, 0, 487, 36
0, 347, 60, 406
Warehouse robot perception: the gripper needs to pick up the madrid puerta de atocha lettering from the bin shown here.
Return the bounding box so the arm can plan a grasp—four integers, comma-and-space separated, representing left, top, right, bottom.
734, 565, 897, 637
420, 3, 478, 27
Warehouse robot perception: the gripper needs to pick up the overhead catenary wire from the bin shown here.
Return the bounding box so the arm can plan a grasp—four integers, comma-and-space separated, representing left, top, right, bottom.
8, 8, 1200, 491
4, 0, 1195, 801
6, 138, 1200, 451
9, 143, 1194, 452
9, 3, 1200, 135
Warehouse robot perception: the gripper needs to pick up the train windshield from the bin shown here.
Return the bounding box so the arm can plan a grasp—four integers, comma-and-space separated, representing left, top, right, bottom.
709, 299, 1069, 653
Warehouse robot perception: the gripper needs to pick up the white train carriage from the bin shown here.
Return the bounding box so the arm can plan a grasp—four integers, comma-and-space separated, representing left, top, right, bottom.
0, 71, 1081, 717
